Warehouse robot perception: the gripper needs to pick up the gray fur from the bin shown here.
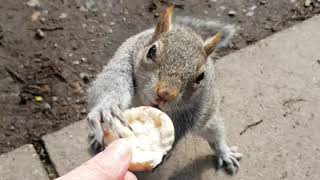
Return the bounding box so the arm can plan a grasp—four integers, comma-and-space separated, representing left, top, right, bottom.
175, 16, 236, 48
87, 17, 242, 174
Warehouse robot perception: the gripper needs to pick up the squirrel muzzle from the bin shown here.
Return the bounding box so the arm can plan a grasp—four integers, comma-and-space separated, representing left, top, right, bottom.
155, 80, 179, 103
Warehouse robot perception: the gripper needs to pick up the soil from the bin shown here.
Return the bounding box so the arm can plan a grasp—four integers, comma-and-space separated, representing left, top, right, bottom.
0, 0, 319, 154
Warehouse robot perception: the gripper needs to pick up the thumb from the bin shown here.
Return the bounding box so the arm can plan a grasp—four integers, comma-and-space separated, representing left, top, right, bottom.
57, 139, 134, 180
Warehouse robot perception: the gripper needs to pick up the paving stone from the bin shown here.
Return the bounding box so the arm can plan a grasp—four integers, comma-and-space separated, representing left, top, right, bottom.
42, 120, 91, 176
43, 15, 320, 179
0, 144, 49, 180
210, 14, 320, 180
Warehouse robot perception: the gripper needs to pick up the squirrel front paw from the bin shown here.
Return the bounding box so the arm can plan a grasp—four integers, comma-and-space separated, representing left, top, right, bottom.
87, 103, 111, 153
87, 102, 131, 154
216, 145, 243, 175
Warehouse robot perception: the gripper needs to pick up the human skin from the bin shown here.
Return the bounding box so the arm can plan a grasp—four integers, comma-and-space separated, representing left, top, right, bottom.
56, 139, 137, 180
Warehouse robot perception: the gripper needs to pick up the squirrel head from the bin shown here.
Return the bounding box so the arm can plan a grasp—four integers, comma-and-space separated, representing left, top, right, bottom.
134, 5, 222, 111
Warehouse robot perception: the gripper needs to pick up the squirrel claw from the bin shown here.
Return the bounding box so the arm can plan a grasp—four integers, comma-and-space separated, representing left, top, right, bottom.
216, 145, 242, 175
111, 105, 132, 129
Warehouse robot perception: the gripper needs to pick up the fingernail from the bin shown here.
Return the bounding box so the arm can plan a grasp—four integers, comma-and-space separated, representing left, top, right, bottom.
104, 139, 132, 161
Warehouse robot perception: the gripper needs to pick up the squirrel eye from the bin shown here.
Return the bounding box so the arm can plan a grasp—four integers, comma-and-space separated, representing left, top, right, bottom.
146, 45, 157, 61
195, 72, 205, 84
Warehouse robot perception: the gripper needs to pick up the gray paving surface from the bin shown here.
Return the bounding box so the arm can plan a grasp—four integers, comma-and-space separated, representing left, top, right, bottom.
212, 14, 320, 180
0, 144, 49, 180
42, 120, 91, 176
43, 15, 320, 179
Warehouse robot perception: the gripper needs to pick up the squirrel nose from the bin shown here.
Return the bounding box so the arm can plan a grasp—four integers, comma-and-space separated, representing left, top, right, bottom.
157, 88, 177, 102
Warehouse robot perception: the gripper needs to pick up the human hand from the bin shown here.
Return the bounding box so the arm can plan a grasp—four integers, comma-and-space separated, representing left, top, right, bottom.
56, 139, 137, 180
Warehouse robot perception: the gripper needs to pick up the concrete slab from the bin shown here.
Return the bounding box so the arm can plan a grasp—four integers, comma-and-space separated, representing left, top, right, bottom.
43, 15, 320, 179
0, 144, 49, 180
42, 120, 91, 176
43, 119, 215, 178
212, 14, 320, 180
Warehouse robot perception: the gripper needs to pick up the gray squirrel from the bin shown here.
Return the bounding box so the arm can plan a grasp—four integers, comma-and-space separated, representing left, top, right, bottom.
87, 5, 242, 175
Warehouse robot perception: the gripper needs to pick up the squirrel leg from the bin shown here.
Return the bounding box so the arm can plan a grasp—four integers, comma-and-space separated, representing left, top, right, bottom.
198, 114, 243, 175
87, 98, 116, 154
87, 93, 132, 154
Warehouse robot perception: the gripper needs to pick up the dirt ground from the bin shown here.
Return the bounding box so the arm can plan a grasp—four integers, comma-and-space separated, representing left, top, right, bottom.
0, 0, 319, 154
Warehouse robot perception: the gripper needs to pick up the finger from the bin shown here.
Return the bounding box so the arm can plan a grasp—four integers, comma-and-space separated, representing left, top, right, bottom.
230, 156, 240, 170
218, 157, 223, 167
232, 152, 243, 160
100, 109, 112, 125
229, 146, 238, 152
226, 164, 235, 175
103, 129, 120, 146
89, 139, 132, 179
124, 172, 137, 180
89, 138, 105, 154
111, 105, 131, 128
101, 110, 117, 133
223, 157, 235, 175
225, 159, 235, 175
57, 139, 132, 180
87, 114, 104, 146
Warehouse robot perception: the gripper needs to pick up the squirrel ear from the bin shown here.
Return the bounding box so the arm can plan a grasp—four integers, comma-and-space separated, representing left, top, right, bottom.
203, 32, 222, 57
153, 5, 174, 41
